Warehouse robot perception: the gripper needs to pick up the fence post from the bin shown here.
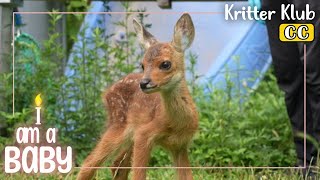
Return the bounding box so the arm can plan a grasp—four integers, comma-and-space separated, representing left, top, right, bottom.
157, 0, 171, 8
0, 5, 12, 73
0, 4, 13, 136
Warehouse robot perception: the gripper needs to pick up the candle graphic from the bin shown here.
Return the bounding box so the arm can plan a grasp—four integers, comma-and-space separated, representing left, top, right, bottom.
35, 94, 42, 125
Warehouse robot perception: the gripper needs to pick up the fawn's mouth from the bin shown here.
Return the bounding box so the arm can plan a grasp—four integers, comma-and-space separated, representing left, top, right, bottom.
141, 85, 158, 94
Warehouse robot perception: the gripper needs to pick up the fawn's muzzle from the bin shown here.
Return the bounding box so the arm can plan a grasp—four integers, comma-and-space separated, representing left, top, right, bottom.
140, 78, 151, 90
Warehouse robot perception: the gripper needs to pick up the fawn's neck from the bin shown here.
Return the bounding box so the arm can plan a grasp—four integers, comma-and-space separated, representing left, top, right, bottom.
160, 78, 195, 126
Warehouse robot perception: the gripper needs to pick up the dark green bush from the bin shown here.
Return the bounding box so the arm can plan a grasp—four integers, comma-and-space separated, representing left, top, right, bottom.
190, 70, 296, 167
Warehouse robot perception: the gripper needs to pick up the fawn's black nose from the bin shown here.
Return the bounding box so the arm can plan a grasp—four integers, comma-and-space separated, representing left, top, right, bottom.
140, 78, 151, 89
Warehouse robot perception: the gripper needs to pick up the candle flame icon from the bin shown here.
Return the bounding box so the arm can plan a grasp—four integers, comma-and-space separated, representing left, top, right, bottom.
35, 94, 42, 107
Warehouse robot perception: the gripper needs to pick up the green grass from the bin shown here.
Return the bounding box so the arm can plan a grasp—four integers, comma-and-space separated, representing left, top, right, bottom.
0, 167, 316, 180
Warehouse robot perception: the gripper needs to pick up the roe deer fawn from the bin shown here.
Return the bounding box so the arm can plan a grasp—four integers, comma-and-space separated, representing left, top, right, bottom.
77, 13, 198, 180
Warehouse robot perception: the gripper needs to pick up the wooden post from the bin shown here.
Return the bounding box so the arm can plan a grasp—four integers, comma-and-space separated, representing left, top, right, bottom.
157, 0, 171, 9
0, 5, 12, 73
0, 5, 13, 136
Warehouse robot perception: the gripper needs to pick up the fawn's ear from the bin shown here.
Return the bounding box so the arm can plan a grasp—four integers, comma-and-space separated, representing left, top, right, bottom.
133, 18, 158, 49
171, 13, 195, 52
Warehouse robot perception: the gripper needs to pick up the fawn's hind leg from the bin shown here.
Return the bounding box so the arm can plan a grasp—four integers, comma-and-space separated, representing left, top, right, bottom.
172, 148, 193, 180
77, 126, 128, 180
111, 148, 133, 180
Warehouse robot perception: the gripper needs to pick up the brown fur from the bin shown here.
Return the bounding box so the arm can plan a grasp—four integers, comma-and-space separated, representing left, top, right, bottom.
77, 13, 198, 180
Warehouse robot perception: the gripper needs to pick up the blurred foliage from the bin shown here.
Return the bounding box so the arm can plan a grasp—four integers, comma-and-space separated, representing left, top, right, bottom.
0, 168, 312, 180
65, 0, 112, 54
0, 3, 297, 172
65, 0, 90, 54
190, 69, 296, 167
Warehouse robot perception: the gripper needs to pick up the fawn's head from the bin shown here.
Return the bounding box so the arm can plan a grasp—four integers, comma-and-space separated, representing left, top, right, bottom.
133, 13, 195, 94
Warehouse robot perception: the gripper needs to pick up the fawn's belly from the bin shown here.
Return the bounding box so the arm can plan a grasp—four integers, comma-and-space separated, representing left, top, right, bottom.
158, 130, 195, 150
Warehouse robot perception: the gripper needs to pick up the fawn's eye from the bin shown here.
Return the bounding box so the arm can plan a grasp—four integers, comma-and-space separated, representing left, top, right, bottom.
140, 63, 144, 71
159, 61, 171, 70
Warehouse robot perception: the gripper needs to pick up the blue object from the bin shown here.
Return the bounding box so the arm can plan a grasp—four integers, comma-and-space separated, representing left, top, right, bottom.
248, 0, 262, 10
65, 1, 107, 79
64, 1, 108, 112
14, 13, 23, 26
204, 22, 271, 95
248, 0, 265, 24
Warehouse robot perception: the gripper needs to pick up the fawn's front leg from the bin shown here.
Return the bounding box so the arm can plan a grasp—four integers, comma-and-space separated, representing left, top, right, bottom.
172, 148, 193, 180
131, 130, 155, 180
